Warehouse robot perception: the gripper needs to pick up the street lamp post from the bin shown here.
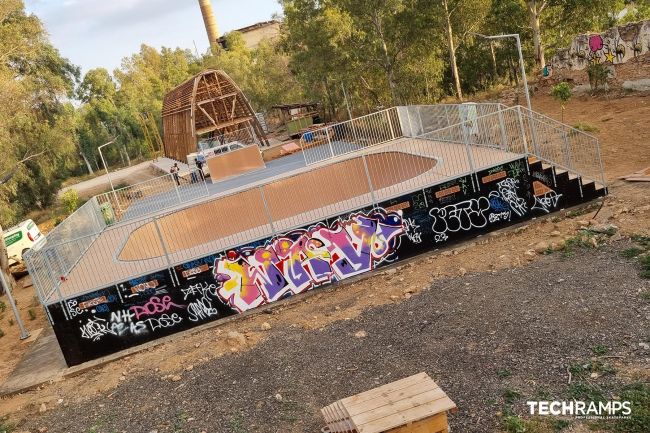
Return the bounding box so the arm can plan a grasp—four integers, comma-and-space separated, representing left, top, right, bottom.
471, 33, 532, 113
0, 270, 29, 340
97, 139, 121, 210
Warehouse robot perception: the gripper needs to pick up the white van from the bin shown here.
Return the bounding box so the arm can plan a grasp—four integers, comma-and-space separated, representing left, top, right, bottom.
3, 219, 47, 266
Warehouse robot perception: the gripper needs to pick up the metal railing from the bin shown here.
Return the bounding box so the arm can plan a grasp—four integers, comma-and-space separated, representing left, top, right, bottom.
26, 104, 605, 321
24, 168, 209, 316
95, 169, 209, 225
299, 103, 507, 166
299, 107, 402, 165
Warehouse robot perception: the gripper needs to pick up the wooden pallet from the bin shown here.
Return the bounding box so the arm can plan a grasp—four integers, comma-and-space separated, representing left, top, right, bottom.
321, 373, 457, 433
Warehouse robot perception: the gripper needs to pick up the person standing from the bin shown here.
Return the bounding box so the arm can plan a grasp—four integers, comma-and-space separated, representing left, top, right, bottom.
170, 162, 180, 186
195, 155, 205, 181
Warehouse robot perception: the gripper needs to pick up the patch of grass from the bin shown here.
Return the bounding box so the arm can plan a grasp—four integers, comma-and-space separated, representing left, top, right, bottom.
8, 319, 13, 326
0, 328, 5, 338
631, 234, 650, 249
172, 410, 189, 433
497, 368, 512, 378
28, 309, 36, 321
0, 301, 5, 313
603, 383, 650, 433
566, 381, 604, 401
621, 247, 644, 258
503, 388, 521, 404
565, 204, 598, 218
569, 360, 616, 379
534, 387, 552, 400
640, 291, 650, 301
639, 255, 650, 279
0, 418, 15, 433
503, 415, 527, 433
572, 122, 600, 133
592, 345, 608, 355
228, 411, 248, 433
551, 419, 571, 431
561, 232, 596, 258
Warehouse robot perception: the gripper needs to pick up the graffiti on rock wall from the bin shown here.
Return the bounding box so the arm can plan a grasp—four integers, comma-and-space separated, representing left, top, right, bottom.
551, 20, 650, 71
213, 210, 404, 312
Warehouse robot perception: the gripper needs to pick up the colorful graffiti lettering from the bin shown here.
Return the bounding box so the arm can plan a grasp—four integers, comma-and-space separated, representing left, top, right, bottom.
213, 210, 404, 312
129, 295, 185, 320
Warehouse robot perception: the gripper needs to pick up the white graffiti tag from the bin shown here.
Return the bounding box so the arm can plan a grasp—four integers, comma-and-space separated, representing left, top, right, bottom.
493, 178, 527, 217
404, 218, 423, 244
533, 190, 562, 213
80, 316, 116, 341
429, 196, 491, 240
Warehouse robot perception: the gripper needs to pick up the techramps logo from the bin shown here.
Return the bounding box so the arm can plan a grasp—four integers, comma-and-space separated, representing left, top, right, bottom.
526, 400, 632, 420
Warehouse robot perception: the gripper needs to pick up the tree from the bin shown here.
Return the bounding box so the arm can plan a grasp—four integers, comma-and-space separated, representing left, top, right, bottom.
0, 0, 80, 225
551, 82, 571, 122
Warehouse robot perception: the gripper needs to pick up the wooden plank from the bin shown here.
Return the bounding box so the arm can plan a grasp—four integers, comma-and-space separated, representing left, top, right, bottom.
386, 414, 448, 433
357, 397, 456, 433
344, 381, 441, 416
340, 373, 430, 407
350, 388, 448, 425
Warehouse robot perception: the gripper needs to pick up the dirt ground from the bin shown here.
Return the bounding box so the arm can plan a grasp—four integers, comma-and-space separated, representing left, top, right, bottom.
0, 92, 648, 432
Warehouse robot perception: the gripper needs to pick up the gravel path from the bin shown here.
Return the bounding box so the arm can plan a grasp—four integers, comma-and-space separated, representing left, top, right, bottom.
24, 243, 650, 433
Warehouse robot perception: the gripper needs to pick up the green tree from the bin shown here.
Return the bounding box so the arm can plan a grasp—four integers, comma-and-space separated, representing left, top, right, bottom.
551, 82, 571, 122
0, 0, 79, 225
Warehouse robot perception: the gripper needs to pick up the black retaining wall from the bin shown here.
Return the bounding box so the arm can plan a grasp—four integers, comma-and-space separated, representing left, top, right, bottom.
48, 157, 606, 366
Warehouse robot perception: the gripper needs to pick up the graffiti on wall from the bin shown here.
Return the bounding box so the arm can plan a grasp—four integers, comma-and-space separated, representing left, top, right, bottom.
551, 20, 650, 71
50, 157, 601, 367
213, 210, 404, 312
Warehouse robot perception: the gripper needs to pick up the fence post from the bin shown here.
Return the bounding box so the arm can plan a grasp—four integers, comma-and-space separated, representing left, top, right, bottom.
326, 127, 335, 160
361, 153, 378, 208
417, 106, 424, 133
0, 264, 29, 339
497, 108, 508, 151
153, 217, 173, 269
386, 109, 396, 140
25, 256, 54, 325
202, 169, 210, 197
516, 106, 530, 155
595, 137, 606, 187
258, 185, 277, 237
462, 123, 479, 193
404, 107, 413, 137
173, 174, 182, 204
562, 132, 573, 170
44, 252, 69, 321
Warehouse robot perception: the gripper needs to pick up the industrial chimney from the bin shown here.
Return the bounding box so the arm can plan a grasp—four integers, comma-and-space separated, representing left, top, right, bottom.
198, 0, 220, 50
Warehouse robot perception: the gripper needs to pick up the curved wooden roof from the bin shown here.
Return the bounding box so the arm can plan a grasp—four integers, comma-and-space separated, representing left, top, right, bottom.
162, 69, 268, 161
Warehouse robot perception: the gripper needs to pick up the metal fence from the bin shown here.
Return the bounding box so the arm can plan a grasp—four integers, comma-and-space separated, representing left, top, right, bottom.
26, 103, 605, 318
95, 169, 208, 225
299, 103, 507, 166
24, 168, 208, 313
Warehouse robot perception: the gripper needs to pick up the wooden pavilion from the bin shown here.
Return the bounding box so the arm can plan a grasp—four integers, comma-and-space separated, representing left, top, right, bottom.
161, 70, 269, 161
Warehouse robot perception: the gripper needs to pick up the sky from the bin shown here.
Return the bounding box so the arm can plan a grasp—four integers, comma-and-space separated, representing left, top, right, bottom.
24, 0, 283, 75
